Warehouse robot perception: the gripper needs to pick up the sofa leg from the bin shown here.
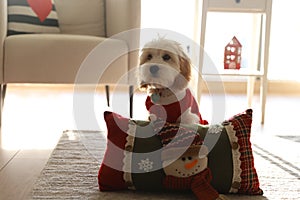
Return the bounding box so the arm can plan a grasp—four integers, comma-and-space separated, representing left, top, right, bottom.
129, 85, 134, 118
2, 84, 7, 107
105, 85, 133, 118
105, 85, 110, 107
0, 84, 7, 127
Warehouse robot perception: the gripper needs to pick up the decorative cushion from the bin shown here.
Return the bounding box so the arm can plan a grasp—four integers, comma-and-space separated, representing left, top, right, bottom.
7, 0, 60, 35
221, 109, 262, 195
98, 109, 263, 196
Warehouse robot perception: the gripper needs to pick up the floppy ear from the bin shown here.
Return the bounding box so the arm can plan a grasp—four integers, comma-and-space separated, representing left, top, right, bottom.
171, 55, 191, 90
138, 82, 149, 91
179, 55, 191, 82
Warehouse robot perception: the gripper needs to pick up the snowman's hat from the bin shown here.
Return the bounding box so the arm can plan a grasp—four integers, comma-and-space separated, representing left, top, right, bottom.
161, 144, 209, 161
160, 127, 207, 161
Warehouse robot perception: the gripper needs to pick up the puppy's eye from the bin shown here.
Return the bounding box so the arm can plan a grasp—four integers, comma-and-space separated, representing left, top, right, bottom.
162, 54, 171, 61
147, 54, 153, 60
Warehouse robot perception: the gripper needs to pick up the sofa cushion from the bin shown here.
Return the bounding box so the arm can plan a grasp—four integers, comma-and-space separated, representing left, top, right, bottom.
7, 0, 60, 35
4, 34, 128, 84
54, 0, 105, 37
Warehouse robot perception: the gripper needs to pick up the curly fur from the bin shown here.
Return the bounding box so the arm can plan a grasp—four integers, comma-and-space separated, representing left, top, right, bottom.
138, 38, 207, 124
139, 38, 191, 93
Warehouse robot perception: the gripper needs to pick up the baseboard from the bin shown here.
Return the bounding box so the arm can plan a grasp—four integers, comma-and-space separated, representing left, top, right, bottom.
6, 81, 300, 95
200, 80, 300, 95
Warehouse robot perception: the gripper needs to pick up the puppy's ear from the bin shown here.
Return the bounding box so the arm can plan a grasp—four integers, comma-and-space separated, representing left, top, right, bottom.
179, 56, 191, 82
138, 82, 149, 91
172, 55, 191, 90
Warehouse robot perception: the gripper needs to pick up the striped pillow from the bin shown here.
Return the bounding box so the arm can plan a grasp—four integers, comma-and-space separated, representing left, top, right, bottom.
7, 0, 60, 35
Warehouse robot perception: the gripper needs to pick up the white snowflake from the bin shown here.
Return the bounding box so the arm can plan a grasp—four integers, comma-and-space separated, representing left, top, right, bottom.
138, 158, 154, 172
208, 124, 223, 134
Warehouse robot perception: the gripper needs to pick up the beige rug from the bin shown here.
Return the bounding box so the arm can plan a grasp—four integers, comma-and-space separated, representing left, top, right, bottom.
30, 130, 300, 199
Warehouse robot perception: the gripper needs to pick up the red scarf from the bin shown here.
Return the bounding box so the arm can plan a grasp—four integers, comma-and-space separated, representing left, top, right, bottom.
146, 88, 208, 125
163, 168, 219, 200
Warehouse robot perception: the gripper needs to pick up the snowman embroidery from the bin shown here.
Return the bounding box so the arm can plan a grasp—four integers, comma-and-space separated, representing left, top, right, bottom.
161, 144, 220, 200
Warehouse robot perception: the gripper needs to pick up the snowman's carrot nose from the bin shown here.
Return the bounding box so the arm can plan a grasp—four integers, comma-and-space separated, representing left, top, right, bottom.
184, 159, 198, 170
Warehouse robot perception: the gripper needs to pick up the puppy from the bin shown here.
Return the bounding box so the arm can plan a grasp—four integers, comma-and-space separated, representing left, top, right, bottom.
139, 38, 208, 125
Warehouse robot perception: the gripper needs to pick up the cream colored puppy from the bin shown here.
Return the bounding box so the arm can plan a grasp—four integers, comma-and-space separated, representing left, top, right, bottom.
139, 38, 207, 125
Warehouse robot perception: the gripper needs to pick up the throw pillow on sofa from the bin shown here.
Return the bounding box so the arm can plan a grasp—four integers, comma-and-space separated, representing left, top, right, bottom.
7, 0, 60, 35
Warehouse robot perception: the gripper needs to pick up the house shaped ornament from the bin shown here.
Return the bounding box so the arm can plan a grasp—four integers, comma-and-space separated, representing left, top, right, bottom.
224, 36, 242, 69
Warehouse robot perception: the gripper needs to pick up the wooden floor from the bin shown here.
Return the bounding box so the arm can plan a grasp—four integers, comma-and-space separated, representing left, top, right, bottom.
0, 84, 299, 200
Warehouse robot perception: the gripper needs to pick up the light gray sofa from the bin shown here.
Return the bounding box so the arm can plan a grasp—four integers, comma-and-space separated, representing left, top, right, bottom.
0, 0, 141, 124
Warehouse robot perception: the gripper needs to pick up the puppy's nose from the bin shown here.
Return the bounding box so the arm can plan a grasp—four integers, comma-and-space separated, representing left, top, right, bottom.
150, 65, 159, 74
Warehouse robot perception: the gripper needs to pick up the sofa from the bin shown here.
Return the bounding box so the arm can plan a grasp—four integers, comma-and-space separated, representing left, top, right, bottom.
0, 0, 141, 124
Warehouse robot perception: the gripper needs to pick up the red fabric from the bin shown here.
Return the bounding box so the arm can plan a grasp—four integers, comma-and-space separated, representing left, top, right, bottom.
154, 120, 203, 147
145, 89, 208, 125
98, 112, 129, 191
191, 169, 219, 200
228, 109, 263, 195
27, 0, 53, 22
163, 168, 219, 200
98, 165, 126, 191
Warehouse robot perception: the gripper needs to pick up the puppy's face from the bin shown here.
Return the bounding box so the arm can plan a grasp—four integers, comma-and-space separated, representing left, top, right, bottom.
139, 39, 191, 90
139, 48, 180, 88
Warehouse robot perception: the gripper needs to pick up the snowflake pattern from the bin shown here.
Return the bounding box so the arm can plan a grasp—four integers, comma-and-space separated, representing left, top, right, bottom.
207, 124, 223, 135
138, 158, 154, 172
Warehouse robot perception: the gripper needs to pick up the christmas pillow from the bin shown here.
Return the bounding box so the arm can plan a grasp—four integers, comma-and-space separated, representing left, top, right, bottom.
7, 0, 60, 35
98, 109, 263, 197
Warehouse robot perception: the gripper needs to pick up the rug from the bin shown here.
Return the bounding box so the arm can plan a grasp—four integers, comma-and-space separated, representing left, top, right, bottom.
30, 130, 300, 200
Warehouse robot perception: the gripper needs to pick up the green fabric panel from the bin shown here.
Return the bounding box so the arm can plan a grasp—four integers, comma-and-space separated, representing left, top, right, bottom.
207, 127, 233, 193
131, 121, 165, 191
185, 123, 233, 193
130, 121, 233, 193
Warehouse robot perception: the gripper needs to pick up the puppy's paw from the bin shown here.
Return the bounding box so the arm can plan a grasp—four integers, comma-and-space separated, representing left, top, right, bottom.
178, 107, 199, 124
217, 194, 229, 200
148, 113, 158, 122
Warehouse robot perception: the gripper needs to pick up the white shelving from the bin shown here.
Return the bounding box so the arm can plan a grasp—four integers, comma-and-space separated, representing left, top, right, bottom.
197, 0, 272, 124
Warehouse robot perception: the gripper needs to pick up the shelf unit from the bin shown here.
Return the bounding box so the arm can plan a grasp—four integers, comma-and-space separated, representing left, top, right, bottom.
197, 0, 272, 124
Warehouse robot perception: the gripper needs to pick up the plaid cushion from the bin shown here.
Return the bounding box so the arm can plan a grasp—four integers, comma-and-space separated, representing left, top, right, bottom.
227, 109, 263, 195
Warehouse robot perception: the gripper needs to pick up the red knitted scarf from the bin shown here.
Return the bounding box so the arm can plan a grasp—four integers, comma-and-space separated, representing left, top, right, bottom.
163, 168, 219, 200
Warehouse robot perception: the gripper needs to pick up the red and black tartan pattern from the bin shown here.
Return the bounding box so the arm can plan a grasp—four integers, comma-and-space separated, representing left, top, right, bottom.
153, 119, 203, 148
227, 109, 263, 195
